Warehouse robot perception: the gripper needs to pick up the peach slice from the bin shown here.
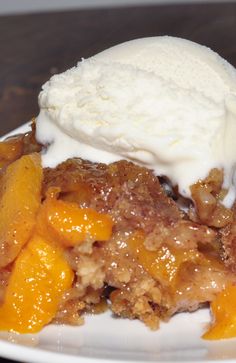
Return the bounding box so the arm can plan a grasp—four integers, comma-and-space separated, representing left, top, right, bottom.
0, 233, 74, 333
37, 197, 113, 246
203, 284, 236, 340
128, 230, 200, 286
0, 153, 42, 267
0, 136, 23, 168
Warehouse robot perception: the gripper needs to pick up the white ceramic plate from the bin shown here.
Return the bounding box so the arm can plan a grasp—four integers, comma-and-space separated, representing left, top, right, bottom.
1, 123, 236, 363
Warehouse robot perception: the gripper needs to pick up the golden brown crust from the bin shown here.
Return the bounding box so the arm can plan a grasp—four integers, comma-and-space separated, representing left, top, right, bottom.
220, 203, 236, 271
42, 158, 234, 328
190, 169, 233, 228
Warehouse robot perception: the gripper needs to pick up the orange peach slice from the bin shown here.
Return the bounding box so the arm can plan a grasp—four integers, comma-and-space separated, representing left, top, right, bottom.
0, 153, 42, 267
0, 233, 74, 333
203, 284, 236, 340
128, 230, 200, 286
37, 197, 113, 246
0, 136, 23, 168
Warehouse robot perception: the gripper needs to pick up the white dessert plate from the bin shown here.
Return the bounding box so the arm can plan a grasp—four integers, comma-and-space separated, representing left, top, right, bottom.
0, 123, 236, 363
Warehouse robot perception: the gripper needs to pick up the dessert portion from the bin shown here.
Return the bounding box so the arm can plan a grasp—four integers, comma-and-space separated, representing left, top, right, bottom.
37, 36, 236, 207
0, 36, 236, 339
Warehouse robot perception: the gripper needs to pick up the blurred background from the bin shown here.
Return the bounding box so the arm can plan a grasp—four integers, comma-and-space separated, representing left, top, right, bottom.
1, 0, 236, 15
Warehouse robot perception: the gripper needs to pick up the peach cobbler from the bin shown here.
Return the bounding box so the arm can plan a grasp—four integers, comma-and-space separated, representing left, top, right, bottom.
1, 36, 236, 340
0, 124, 235, 339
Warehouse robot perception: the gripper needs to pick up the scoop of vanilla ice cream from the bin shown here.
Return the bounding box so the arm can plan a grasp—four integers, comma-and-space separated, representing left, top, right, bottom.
36, 36, 236, 206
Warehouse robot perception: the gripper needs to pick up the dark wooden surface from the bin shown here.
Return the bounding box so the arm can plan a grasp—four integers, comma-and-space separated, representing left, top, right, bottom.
1, 3, 236, 137
0, 2, 236, 362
